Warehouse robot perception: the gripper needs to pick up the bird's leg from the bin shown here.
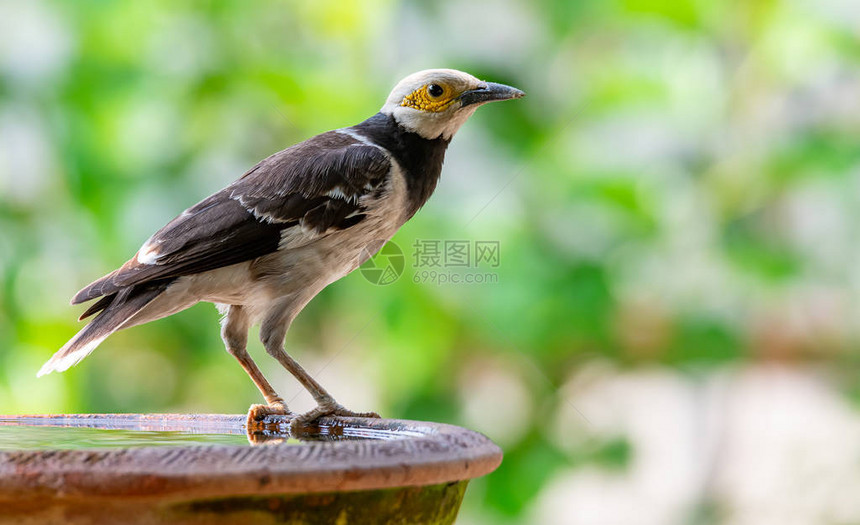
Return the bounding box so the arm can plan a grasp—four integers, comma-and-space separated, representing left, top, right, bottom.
260, 311, 380, 428
221, 306, 293, 428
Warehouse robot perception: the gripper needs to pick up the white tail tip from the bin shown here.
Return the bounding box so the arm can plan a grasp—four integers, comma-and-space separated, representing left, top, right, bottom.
36, 336, 106, 378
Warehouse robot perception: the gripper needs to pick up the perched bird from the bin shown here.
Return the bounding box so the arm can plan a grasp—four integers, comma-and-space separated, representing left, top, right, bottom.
40, 69, 524, 426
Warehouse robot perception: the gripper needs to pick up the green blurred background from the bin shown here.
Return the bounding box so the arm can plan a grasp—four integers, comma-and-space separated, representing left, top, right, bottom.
2, 1, 860, 523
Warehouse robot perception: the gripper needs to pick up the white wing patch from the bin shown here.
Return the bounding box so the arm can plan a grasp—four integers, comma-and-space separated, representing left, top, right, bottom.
324, 186, 358, 203
137, 241, 161, 265
230, 193, 294, 225
335, 128, 378, 147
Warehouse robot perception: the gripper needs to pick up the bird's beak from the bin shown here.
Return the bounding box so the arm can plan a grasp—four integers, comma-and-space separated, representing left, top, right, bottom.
458, 82, 525, 107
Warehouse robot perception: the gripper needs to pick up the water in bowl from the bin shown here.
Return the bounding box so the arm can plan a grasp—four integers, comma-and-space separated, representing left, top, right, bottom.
0, 425, 250, 449
0, 414, 418, 450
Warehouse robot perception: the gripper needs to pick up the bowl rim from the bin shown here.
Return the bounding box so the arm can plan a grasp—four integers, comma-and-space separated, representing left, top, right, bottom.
0, 413, 503, 502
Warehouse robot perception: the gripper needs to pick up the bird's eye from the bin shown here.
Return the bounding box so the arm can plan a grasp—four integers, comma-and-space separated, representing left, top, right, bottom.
427, 84, 444, 98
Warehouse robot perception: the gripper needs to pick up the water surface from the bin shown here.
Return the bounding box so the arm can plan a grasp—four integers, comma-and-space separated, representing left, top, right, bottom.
0, 425, 250, 449
0, 414, 418, 450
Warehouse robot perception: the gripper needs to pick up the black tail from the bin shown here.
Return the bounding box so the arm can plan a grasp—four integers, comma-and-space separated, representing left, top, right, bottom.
38, 283, 168, 377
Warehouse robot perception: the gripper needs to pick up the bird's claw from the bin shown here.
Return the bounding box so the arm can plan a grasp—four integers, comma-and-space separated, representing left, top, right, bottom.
290, 401, 380, 431
246, 401, 294, 430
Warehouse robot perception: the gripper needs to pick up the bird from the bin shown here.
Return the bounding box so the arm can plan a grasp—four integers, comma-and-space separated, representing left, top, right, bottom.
39, 69, 525, 428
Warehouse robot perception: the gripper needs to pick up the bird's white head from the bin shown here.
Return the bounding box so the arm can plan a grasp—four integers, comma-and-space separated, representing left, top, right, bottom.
380, 69, 525, 141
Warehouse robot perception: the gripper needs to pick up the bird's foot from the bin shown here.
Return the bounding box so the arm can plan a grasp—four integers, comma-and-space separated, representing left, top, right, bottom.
246, 400, 294, 430
291, 400, 380, 431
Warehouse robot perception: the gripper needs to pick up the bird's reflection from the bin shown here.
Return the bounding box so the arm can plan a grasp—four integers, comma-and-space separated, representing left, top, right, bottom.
246, 416, 340, 446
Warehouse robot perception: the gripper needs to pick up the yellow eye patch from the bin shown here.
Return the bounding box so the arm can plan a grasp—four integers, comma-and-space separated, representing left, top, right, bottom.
401, 84, 455, 112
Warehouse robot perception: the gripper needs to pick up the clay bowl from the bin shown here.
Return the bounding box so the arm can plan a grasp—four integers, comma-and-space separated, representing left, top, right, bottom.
0, 414, 502, 525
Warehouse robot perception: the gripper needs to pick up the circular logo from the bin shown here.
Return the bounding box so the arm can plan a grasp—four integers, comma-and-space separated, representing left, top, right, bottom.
358, 240, 404, 285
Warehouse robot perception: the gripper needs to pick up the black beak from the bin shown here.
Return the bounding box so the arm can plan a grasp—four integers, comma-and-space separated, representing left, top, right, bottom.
458, 82, 525, 107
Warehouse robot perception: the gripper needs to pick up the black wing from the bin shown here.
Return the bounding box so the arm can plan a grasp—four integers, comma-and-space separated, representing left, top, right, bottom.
72, 131, 390, 305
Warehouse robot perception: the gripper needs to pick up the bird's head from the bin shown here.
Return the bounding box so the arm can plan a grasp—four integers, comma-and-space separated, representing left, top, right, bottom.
380, 69, 524, 141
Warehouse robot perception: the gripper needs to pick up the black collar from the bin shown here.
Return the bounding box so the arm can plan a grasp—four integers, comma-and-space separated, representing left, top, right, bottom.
353, 113, 450, 218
